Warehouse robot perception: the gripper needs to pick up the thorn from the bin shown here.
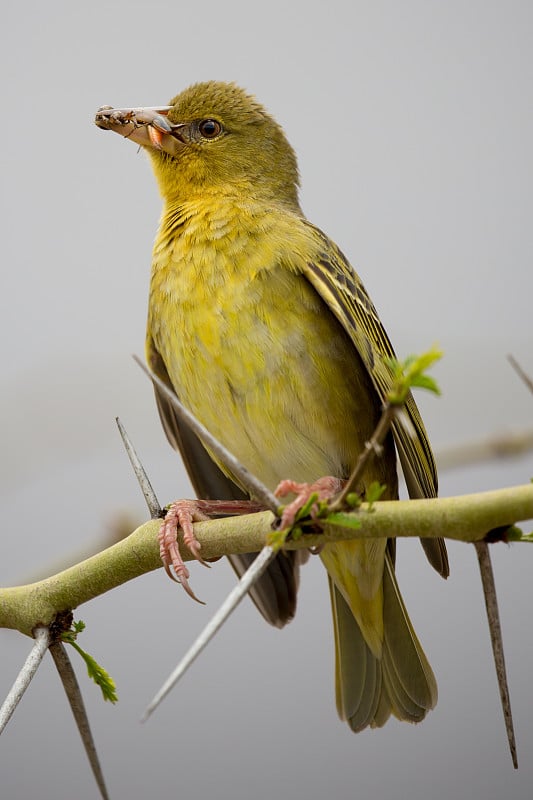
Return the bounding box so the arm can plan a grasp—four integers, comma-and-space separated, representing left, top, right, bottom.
0, 626, 51, 734
474, 541, 518, 768
507, 354, 533, 396
116, 416, 162, 518
141, 545, 276, 721
49, 641, 110, 799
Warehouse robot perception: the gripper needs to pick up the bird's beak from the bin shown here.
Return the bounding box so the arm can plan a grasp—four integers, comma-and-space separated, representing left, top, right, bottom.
95, 105, 184, 157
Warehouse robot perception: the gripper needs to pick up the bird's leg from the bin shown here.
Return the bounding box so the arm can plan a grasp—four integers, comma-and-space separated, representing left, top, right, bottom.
159, 498, 265, 601
275, 476, 345, 530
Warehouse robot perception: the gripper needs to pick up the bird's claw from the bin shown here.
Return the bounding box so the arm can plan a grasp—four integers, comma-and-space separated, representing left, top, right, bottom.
158, 500, 212, 603
158, 497, 267, 598
275, 476, 344, 529
160, 550, 205, 604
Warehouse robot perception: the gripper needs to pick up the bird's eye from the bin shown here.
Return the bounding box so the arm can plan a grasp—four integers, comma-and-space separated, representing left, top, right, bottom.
198, 118, 222, 139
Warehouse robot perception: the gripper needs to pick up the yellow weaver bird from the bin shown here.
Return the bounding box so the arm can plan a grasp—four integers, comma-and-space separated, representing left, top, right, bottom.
96, 82, 448, 731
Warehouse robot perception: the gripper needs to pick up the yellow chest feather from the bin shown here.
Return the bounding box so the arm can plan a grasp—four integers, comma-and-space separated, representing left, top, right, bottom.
147, 201, 384, 490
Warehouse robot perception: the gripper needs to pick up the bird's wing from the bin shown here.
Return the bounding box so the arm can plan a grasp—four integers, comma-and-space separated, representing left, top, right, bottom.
146, 336, 303, 627
300, 222, 449, 578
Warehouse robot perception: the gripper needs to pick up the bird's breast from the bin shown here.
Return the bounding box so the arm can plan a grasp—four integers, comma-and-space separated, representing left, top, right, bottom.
147, 209, 388, 491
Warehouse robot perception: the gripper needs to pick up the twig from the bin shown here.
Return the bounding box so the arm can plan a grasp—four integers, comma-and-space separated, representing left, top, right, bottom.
49, 642, 110, 799
141, 545, 276, 721
0, 625, 51, 734
330, 404, 397, 510
2, 485, 533, 636
116, 416, 162, 517
133, 355, 279, 514
474, 542, 518, 768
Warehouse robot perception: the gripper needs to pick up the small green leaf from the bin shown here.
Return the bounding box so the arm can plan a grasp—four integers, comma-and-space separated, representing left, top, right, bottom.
290, 526, 304, 541
345, 493, 362, 509
72, 620, 85, 635
268, 527, 289, 550
506, 526, 533, 543
409, 374, 441, 395
62, 621, 118, 704
70, 643, 118, 703
365, 482, 387, 509
295, 492, 319, 520
325, 512, 362, 530
385, 346, 443, 404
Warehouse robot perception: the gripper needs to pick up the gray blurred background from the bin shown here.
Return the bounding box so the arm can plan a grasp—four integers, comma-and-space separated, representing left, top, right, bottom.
1, 1, 532, 798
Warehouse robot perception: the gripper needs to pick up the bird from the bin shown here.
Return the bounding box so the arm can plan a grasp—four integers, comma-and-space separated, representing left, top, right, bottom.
95, 81, 449, 732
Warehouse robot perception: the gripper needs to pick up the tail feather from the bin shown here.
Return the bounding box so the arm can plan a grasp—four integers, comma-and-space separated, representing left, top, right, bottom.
381, 554, 438, 714
329, 576, 382, 731
372, 684, 393, 729
329, 550, 437, 731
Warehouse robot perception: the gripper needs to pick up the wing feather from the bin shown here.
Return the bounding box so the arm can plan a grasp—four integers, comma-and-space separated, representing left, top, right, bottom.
301, 222, 449, 577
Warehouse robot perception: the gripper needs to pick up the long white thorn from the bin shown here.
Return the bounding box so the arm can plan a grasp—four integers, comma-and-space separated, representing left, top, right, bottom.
0, 626, 51, 734
141, 545, 276, 721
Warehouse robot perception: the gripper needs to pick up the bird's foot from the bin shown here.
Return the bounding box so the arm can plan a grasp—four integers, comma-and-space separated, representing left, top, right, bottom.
158, 501, 209, 603
274, 476, 345, 531
159, 498, 265, 601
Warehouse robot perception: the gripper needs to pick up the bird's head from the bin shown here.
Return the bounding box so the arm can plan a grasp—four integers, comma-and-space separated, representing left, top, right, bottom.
96, 81, 300, 209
